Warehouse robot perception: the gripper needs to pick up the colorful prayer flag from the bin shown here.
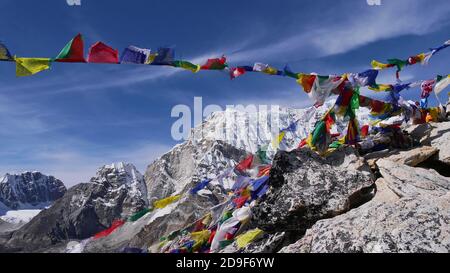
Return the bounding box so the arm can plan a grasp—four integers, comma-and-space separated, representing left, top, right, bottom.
87, 42, 119, 64
201, 56, 227, 70
236, 228, 264, 249
55, 34, 86, 63
0, 42, 13, 61
174, 60, 200, 73
150, 47, 175, 66
230, 67, 246, 79
15, 57, 51, 77
93, 219, 125, 239
153, 195, 181, 209
235, 154, 254, 174
350, 69, 379, 87
190, 179, 211, 194
120, 45, 151, 64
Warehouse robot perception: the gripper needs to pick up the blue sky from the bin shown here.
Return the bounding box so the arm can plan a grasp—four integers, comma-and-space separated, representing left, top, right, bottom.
0, 0, 449, 186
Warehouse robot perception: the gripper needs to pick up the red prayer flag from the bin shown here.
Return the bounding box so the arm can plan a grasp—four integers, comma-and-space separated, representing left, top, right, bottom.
257, 165, 271, 177
87, 42, 119, 64
235, 154, 254, 173
361, 125, 369, 138
230, 67, 246, 79
93, 219, 125, 239
200, 56, 227, 70
55, 34, 86, 63
232, 196, 249, 208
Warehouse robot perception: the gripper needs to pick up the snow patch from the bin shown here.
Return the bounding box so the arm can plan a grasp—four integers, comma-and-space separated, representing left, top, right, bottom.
0, 209, 42, 225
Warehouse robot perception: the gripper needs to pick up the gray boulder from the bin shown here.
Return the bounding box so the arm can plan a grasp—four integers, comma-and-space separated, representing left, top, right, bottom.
406, 121, 450, 165
280, 160, 450, 253
252, 146, 375, 233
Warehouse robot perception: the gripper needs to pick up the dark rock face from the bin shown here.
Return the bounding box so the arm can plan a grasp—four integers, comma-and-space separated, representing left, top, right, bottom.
0, 172, 66, 209
3, 163, 148, 252
252, 146, 375, 233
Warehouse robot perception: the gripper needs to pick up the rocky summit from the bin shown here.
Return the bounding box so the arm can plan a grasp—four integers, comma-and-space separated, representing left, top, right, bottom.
1, 101, 450, 253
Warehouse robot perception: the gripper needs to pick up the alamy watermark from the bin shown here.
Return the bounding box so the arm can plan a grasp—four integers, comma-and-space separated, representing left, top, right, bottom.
66, 0, 81, 6
367, 0, 381, 6
171, 97, 289, 148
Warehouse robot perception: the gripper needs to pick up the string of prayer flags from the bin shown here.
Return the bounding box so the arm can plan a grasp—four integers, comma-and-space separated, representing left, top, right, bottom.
87, 42, 119, 64
201, 56, 227, 70
55, 34, 86, 63
174, 60, 201, 73
15, 57, 51, 77
371, 40, 450, 79
120, 45, 152, 65
0, 42, 13, 61
425, 40, 450, 63
150, 47, 175, 65
153, 194, 181, 209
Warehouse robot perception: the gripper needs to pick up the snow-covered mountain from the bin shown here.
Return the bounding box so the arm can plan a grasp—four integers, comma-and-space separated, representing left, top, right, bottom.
192, 100, 371, 157
0, 172, 66, 231
0, 172, 66, 211
1, 162, 149, 252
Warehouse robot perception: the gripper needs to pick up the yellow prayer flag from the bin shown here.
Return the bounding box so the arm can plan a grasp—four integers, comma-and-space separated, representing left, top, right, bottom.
201, 213, 212, 226
15, 57, 51, 77
263, 66, 278, 75
153, 194, 181, 209
371, 60, 390, 70
191, 230, 211, 243
368, 84, 391, 92
271, 131, 286, 149
145, 53, 158, 64
236, 228, 264, 249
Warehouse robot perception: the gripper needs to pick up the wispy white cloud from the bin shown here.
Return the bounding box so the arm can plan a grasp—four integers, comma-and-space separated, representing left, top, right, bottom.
0, 94, 60, 136
227, 0, 450, 63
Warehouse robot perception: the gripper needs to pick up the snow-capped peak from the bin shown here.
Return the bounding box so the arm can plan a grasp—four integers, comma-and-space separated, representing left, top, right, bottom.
189, 100, 371, 155
0, 172, 66, 210
93, 162, 148, 205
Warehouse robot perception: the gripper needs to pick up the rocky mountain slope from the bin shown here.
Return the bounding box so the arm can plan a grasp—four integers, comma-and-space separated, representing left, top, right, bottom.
1, 163, 148, 252
0, 172, 66, 232
1, 100, 449, 253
